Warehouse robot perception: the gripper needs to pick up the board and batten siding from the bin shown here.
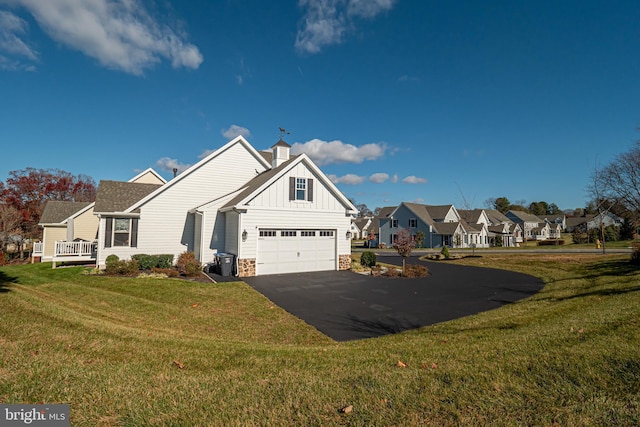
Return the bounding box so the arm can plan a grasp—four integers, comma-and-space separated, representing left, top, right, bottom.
247, 163, 344, 212
97, 142, 267, 267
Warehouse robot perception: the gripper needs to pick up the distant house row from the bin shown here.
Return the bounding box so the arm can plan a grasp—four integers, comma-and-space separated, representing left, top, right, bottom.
351, 203, 572, 249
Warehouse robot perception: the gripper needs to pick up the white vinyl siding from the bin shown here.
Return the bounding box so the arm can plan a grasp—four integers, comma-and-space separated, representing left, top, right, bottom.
98, 141, 268, 267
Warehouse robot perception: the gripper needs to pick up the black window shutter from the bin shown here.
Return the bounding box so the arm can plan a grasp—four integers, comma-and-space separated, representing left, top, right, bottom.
289, 176, 295, 200
105, 218, 113, 248
307, 178, 314, 202
130, 218, 138, 247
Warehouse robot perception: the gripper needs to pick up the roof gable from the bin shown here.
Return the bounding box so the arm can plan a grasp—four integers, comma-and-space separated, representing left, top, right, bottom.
221, 153, 357, 213
39, 201, 93, 224
128, 168, 167, 185
126, 136, 271, 213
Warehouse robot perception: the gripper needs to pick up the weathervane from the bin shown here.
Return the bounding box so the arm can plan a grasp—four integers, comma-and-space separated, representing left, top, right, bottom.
278, 127, 290, 139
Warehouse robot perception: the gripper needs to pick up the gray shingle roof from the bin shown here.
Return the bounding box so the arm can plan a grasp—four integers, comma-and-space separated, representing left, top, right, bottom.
401, 202, 436, 226
458, 209, 483, 224
506, 210, 544, 223
94, 180, 162, 213
423, 204, 454, 221
39, 201, 92, 224
484, 209, 512, 225
432, 222, 460, 235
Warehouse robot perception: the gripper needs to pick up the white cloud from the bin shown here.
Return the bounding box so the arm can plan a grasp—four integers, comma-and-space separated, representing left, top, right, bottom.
328, 173, 365, 185
155, 157, 190, 175
369, 172, 388, 183
295, 0, 395, 54
347, 0, 395, 18
6, 0, 203, 75
402, 175, 428, 184
291, 138, 385, 166
0, 10, 39, 70
392, 174, 398, 183
222, 125, 251, 140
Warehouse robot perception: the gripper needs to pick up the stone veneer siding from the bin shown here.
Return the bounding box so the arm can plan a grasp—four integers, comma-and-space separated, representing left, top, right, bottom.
339, 254, 351, 271
237, 258, 256, 277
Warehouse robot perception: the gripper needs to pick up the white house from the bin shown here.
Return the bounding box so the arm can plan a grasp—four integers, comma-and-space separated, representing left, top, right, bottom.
36, 168, 166, 266
93, 136, 357, 276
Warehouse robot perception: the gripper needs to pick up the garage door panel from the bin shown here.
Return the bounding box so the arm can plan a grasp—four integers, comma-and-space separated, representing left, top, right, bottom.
257, 229, 336, 275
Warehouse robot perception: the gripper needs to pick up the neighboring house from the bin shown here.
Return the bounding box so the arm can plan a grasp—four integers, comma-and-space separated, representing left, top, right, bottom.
565, 212, 624, 233
350, 217, 372, 239
378, 202, 489, 249
38, 201, 97, 262
587, 212, 624, 230
36, 168, 166, 265
544, 215, 567, 231
369, 206, 396, 246
94, 136, 357, 276
505, 210, 546, 241
458, 209, 491, 248
484, 209, 519, 247
548, 223, 562, 239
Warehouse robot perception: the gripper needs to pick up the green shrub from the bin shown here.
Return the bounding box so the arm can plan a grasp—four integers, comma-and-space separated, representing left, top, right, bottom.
131, 254, 176, 270
105, 254, 119, 265
157, 254, 174, 269
360, 251, 377, 268
105, 258, 139, 276
441, 246, 450, 259
176, 251, 202, 277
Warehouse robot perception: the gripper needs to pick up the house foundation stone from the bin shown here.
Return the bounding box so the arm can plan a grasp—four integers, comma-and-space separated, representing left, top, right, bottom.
237, 258, 256, 277
339, 254, 351, 271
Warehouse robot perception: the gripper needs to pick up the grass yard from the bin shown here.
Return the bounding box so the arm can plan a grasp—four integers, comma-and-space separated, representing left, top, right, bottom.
1, 256, 639, 426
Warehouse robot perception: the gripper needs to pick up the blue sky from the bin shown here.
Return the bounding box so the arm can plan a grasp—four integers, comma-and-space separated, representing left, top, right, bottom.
1, 0, 639, 212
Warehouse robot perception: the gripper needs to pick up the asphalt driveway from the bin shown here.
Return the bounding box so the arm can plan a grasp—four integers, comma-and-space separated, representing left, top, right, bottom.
242, 255, 545, 341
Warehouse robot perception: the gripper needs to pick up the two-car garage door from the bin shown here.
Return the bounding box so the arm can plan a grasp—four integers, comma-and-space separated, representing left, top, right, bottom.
257, 229, 336, 275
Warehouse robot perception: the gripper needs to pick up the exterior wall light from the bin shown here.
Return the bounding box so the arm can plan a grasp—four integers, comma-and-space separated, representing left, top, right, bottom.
346, 231, 352, 239
242, 229, 248, 241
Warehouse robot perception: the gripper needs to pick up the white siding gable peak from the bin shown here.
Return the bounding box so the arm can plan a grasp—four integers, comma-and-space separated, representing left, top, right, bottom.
222, 153, 358, 215
125, 136, 271, 213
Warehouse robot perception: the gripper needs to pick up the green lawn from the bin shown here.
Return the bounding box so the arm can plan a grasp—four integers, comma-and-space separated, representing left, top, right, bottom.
1, 256, 639, 426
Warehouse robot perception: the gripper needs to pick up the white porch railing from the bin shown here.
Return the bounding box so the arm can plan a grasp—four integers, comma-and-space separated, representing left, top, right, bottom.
33, 242, 44, 255
54, 240, 97, 257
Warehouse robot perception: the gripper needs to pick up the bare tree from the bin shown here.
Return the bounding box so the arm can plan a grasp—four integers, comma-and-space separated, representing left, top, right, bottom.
596, 141, 640, 219
0, 204, 22, 253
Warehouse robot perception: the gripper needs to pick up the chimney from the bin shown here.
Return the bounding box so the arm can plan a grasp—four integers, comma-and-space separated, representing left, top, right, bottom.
271, 138, 291, 169
173, 168, 178, 178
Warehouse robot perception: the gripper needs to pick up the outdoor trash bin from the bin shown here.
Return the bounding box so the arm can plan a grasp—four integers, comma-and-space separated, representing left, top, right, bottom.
216, 253, 234, 276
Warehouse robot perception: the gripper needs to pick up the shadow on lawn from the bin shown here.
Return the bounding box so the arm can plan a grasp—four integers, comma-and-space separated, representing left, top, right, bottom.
0, 270, 18, 293
538, 259, 640, 302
